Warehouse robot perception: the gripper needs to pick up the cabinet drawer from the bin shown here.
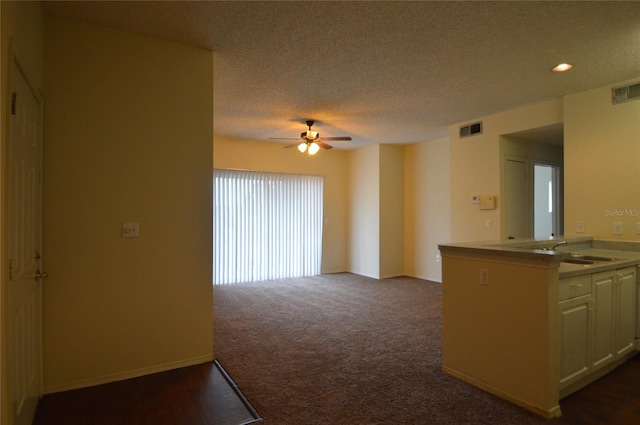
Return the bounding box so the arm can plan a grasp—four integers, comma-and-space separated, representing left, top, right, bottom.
559, 275, 592, 300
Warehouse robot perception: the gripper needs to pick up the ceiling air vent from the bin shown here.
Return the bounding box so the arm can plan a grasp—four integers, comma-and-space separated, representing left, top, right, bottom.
460, 121, 482, 138
611, 82, 640, 105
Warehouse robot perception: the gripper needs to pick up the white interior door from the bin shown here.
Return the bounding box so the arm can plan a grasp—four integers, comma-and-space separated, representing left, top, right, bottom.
504, 158, 531, 239
9, 60, 44, 425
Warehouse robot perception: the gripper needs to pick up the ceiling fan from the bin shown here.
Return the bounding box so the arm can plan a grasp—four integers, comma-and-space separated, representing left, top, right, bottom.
270, 120, 352, 155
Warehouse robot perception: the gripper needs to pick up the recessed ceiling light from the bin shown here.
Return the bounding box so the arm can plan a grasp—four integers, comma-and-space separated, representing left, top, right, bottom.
552, 63, 573, 72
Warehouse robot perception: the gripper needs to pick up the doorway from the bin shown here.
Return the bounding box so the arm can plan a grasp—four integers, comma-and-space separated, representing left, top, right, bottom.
504, 157, 531, 239
501, 124, 564, 240
534, 164, 562, 237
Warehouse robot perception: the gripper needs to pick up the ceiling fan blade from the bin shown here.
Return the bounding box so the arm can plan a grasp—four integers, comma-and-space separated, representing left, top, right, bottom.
317, 140, 333, 150
283, 142, 300, 149
321, 136, 352, 141
269, 138, 300, 140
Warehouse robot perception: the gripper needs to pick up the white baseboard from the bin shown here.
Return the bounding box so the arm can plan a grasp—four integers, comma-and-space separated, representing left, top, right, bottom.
43, 353, 214, 395
442, 365, 562, 419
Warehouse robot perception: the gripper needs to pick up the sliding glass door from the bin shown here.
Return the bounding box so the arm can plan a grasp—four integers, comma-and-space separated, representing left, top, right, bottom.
213, 169, 324, 284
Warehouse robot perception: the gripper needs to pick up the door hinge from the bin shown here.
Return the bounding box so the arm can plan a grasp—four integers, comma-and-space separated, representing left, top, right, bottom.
11, 92, 17, 115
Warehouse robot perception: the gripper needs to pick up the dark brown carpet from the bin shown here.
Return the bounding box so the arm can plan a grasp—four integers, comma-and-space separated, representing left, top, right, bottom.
213, 273, 555, 424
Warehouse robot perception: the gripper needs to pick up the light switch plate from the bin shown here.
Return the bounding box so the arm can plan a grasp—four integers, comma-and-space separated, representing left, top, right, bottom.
122, 222, 140, 238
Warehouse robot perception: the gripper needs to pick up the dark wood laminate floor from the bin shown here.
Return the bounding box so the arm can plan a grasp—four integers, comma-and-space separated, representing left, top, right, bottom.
33, 361, 261, 425
554, 353, 640, 425
32, 354, 640, 424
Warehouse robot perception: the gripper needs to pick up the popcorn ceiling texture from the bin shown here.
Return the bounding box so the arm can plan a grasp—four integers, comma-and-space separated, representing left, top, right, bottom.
43, 1, 640, 147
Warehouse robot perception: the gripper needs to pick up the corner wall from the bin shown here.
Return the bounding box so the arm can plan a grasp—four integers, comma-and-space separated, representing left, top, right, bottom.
404, 137, 450, 282
42, 17, 214, 392
348, 145, 380, 278
379, 144, 404, 278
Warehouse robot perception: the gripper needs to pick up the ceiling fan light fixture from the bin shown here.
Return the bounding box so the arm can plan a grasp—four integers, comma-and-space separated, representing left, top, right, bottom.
308, 142, 320, 155
275, 119, 349, 154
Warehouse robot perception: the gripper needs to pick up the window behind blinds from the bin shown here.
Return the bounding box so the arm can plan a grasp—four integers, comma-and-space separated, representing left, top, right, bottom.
213, 169, 324, 284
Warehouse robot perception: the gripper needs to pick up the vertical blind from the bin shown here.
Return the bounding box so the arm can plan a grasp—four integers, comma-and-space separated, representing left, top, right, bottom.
213, 169, 324, 285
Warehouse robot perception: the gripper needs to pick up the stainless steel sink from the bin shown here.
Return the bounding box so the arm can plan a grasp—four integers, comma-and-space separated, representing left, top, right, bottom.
563, 258, 597, 265
570, 255, 621, 262
562, 254, 624, 265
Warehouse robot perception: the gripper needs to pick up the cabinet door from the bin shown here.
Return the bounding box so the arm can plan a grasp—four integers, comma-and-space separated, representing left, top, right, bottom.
559, 294, 592, 388
614, 267, 636, 357
591, 271, 615, 370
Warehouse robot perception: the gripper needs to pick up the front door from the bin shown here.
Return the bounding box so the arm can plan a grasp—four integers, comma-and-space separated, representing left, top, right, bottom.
9, 59, 44, 425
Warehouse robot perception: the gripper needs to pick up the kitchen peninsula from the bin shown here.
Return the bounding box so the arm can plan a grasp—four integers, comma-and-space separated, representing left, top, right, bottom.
438, 236, 640, 418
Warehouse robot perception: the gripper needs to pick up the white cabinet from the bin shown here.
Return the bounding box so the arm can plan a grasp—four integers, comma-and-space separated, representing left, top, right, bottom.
559, 275, 592, 388
559, 267, 636, 389
591, 267, 636, 370
591, 270, 615, 369
611, 267, 636, 358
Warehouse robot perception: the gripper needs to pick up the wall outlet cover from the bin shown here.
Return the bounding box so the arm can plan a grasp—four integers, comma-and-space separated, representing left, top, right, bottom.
613, 222, 623, 235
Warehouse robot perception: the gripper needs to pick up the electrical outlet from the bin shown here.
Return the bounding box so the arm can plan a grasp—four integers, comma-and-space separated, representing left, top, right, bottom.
613, 222, 623, 235
435, 254, 441, 263
576, 221, 585, 233
479, 269, 490, 285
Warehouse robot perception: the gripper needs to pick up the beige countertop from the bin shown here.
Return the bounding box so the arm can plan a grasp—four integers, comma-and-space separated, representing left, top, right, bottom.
438, 236, 640, 278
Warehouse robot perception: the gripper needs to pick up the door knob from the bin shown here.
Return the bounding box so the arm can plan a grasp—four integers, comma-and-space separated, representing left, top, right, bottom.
31, 270, 49, 281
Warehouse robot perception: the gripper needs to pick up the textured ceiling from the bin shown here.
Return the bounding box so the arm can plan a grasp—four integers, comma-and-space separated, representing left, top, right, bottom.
42, 1, 640, 149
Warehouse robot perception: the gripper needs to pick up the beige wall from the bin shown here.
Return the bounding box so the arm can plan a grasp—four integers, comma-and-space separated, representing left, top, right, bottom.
42, 17, 214, 392
404, 137, 450, 282
451, 84, 640, 245
1, 1, 44, 422
348, 144, 380, 278
213, 137, 349, 273
379, 144, 405, 278
449, 99, 563, 243
564, 79, 640, 239
213, 139, 450, 281
441, 253, 560, 417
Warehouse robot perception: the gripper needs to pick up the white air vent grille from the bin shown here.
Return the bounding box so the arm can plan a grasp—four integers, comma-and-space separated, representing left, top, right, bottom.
612, 82, 640, 105
460, 121, 482, 138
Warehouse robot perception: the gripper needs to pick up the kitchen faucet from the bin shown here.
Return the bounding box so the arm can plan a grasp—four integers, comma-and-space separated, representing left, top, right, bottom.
545, 240, 568, 251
